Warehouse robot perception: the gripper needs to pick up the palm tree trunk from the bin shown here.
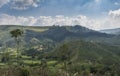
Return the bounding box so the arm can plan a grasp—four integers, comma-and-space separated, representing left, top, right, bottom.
16, 38, 20, 65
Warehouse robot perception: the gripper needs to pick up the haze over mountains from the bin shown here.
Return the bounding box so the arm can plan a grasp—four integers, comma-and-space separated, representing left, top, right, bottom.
100, 28, 120, 35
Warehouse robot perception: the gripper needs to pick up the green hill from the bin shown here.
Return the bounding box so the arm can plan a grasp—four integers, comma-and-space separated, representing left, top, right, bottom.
50, 40, 120, 66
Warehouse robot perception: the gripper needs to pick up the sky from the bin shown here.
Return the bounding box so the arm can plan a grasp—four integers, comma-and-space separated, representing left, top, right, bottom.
0, 0, 120, 30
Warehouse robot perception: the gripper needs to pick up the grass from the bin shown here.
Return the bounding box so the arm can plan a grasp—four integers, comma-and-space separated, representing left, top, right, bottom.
24, 26, 49, 32
0, 63, 6, 66
21, 55, 31, 60
28, 28, 48, 32
47, 60, 57, 65
22, 60, 40, 64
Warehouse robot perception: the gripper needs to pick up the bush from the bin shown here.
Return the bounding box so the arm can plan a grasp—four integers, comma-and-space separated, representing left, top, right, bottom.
16, 66, 30, 76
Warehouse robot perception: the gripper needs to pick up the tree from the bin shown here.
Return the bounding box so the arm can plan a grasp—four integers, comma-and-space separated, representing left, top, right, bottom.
10, 29, 23, 64
58, 43, 70, 76
1, 51, 11, 63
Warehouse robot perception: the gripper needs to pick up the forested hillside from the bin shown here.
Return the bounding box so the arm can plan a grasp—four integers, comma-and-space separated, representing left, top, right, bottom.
0, 25, 120, 76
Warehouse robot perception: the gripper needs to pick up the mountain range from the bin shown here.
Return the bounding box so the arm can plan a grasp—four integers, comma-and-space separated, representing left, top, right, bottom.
1, 25, 120, 47
0, 25, 115, 47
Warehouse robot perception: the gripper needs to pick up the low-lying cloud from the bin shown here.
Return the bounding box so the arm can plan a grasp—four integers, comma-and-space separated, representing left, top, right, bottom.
0, 14, 101, 30
0, 9, 120, 30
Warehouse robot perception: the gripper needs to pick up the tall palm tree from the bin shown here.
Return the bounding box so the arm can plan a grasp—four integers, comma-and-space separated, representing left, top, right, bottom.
10, 29, 23, 64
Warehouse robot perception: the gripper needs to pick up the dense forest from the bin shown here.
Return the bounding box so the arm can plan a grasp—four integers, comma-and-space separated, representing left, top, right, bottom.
0, 25, 120, 76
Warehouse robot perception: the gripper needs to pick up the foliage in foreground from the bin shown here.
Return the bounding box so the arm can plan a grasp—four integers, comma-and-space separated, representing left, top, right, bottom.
0, 63, 120, 76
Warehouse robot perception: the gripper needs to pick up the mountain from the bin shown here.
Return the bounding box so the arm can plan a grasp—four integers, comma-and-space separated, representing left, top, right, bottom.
100, 28, 120, 35
0, 25, 115, 50
37, 25, 113, 42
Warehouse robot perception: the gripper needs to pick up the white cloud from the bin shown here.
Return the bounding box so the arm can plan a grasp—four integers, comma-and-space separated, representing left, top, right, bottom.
114, 2, 120, 6
109, 9, 120, 19
0, 14, 37, 25
0, 0, 41, 10
0, 14, 101, 30
0, 0, 10, 8
11, 0, 40, 10
95, 9, 120, 30
104, 9, 120, 29
0, 14, 17, 25
95, 0, 100, 3
17, 16, 37, 25
0, 9, 120, 30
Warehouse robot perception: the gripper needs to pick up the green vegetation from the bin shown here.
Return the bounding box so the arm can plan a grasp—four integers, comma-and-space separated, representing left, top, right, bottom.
10, 29, 24, 64
0, 25, 120, 76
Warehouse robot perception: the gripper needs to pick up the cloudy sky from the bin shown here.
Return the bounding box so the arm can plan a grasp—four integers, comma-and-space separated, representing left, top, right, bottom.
0, 0, 120, 30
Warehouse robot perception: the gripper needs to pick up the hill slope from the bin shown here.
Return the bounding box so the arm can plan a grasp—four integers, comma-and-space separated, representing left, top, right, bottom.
51, 40, 120, 65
